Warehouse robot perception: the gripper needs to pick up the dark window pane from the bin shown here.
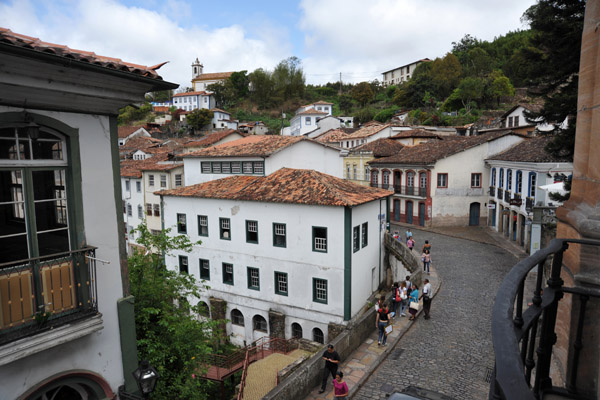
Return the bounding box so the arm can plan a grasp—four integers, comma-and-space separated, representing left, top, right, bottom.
0, 137, 18, 159
32, 170, 66, 201
0, 203, 27, 235
16, 140, 30, 160
0, 235, 28, 263
32, 139, 63, 160
35, 200, 68, 231
0, 170, 24, 203
37, 229, 69, 256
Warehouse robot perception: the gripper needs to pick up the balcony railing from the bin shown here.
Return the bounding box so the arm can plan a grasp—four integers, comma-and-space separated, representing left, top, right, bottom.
490, 238, 600, 400
370, 183, 427, 197
526, 197, 535, 212
504, 190, 511, 202
497, 188, 503, 200
489, 186, 496, 197
0, 247, 98, 345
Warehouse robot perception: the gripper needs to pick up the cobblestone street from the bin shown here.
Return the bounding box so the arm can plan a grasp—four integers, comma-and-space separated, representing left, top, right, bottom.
354, 228, 520, 400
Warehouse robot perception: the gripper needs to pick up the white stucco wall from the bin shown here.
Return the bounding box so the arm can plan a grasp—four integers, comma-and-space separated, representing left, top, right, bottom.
0, 106, 125, 399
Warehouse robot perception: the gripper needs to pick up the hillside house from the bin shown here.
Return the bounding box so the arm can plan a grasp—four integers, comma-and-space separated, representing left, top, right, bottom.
381, 59, 431, 86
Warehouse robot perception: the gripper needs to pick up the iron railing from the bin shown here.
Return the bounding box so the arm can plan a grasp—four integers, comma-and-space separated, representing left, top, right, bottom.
526, 197, 535, 212
497, 188, 503, 200
489, 186, 496, 196
370, 183, 427, 197
0, 247, 98, 345
504, 190, 511, 202
490, 238, 600, 400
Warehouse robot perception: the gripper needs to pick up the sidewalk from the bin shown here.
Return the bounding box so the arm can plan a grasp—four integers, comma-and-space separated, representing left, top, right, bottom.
305, 266, 442, 400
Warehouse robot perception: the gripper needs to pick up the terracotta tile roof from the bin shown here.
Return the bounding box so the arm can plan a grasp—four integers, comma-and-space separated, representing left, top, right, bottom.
118, 125, 146, 139
158, 168, 392, 206
295, 109, 329, 116
501, 103, 544, 118
183, 129, 245, 148
0, 27, 169, 81
312, 100, 334, 105
182, 135, 307, 158
372, 131, 522, 165
119, 136, 163, 153
120, 153, 182, 178
352, 138, 404, 157
391, 129, 441, 139
344, 124, 391, 139
486, 136, 571, 163
314, 128, 352, 143
173, 91, 209, 97
192, 72, 233, 81
210, 108, 230, 114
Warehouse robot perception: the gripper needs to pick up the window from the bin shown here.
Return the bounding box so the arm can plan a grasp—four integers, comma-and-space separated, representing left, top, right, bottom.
370, 170, 378, 185
508, 116, 513, 127
491, 168, 496, 186
313, 327, 324, 344
247, 267, 260, 290
437, 173, 448, 188
175, 174, 182, 187
305, 117, 311, 125
507, 169, 513, 190
137, 205, 143, 219
127, 203, 132, 216
136, 181, 141, 192
198, 301, 210, 318
253, 315, 267, 332
514, 116, 520, 126
471, 173, 482, 188
516, 171, 522, 193
160, 175, 167, 188
199, 258, 210, 280
153, 204, 160, 217
220, 218, 231, 240
273, 223, 286, 247
420, 172, 427, 189
246, 220, 258, 243
253, 162, 264, 174
242, 162, 253, 174
362, 222, 368, 248
291, 322, 303, 339
223, 263, 234, 285
231, 309, 244, 326
346, 164, 350, 179
353, 226, 360, 252
529, 172, 537, 198
313, 278, 328, 304
125, 180, 130, 191
383, 171, 390, 188
365, 166, 369, 181
231, 162, 241, 174
148, 174, 154, 186
274, 272, 288, 295
407, 171, 414, 187
146, 203, 152, 216
499, 169, 504, 187
201, 162, 211, 173
198, 215, 208, 236
353, 165, 357, 180
179, 255, 188, 274
222, 162, 231, 174
177, 213, 187, 234
312, 227, 327, 252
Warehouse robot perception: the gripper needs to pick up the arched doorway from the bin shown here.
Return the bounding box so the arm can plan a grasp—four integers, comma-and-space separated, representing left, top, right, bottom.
469, 202, 480, 226
21, 373, 112, 400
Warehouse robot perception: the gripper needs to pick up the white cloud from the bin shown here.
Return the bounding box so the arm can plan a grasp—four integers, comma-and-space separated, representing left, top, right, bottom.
298, 0, 536, 84
0, 0, 291, 88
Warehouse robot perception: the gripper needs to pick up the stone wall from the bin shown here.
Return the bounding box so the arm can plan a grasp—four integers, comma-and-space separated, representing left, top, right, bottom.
385, 233, 423, 289
269, 310, 286, 339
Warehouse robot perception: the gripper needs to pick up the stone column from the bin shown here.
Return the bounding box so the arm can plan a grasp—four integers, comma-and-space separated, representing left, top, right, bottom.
268, 309, 285, 339
555, 1, 600, 396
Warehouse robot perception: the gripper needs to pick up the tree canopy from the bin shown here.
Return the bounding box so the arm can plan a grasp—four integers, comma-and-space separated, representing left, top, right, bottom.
186, 108, 214, 132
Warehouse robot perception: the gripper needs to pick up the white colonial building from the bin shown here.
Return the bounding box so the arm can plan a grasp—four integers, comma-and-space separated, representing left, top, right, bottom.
182, 135, 343, 185
286, 101, 334, 136
158, 168, 392, 345
191, 58, 233, 92
381, 59, 431, 86
486, 136, 573, 253
0, 27, 177, 399
172, 90, 214, 111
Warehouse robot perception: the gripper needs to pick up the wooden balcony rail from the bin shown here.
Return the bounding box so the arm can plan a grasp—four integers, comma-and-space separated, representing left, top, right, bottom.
0, 247, 98, 345
490, 238, 600, 400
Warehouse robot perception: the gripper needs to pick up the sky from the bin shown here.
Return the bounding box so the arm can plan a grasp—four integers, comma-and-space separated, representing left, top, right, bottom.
0, 0, 537, 89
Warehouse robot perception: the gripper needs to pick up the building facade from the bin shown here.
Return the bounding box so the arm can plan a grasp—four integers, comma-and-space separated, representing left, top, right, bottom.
381, 59, 431, 86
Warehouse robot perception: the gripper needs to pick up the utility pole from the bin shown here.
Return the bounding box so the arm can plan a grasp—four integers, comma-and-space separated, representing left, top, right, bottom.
339, 72, 342, 95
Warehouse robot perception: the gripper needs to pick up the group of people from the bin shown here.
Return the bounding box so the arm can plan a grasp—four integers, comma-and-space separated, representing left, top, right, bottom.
319, 231, 435, 397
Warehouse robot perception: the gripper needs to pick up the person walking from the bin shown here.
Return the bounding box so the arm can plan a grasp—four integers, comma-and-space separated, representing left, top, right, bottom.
376, 302, 390, 346
406, 228, 413, 242
319, 344, 340, 394
421, 249, 431, 274
422, 240, 431, 253
407, 237, 415, 251
390, 282, 400, 317
333, 371, 349, 398
408, 284, 419, 321
423, 278, 432, 319
399, 281, 408, 317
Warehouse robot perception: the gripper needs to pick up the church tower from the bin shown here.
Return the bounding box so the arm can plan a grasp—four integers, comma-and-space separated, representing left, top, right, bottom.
192, 58, 203, 79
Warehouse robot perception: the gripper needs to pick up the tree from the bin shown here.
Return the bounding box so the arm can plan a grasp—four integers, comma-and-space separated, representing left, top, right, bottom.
145, 90, 174, 103
464, 47, 494, 77
451, 34, 481, 64
430, 53, 462, 99
229, 70, 250, 98
129, 223, 224, 399
186, 108, 214, 132
272, 56, 305, 102
521, 0, 585, 159
455, 77, 485, 113
338, 94, 354, 114
206, 81, 236, 109
351, 82, 374, 107
486, 70, 515, 106
249, 68, 275, 109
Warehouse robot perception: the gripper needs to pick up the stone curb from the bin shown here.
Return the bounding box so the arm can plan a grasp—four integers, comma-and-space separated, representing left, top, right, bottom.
346, 266, 442, 399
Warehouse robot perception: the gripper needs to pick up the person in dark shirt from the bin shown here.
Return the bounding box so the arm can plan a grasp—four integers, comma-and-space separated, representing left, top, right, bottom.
376, 303, 390, 346
319, 344, 340, 394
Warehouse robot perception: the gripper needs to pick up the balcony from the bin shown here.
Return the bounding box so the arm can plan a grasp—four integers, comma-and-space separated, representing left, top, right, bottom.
497, 188, 503, 200
0, 247, 99, 347
490, 238, 600, 399
526, 197, 535, 212
510, 193, 522, 207
489, 186, 496, 197
504, 190, 511, 202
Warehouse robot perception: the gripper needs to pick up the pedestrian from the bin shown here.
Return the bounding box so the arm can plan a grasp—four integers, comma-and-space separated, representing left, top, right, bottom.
421, 249, 431, 274
399, 281, 408, 317
408, 284, 419, 321
376, 302, 390, 346
390, 282, 399, 317
374, 295, 385, 312
407, 237, 415, 251
406, 228, 413, 242
393, 231, 400, 240
333, 371, 349, 398
404, 275, 412, 293
319, 344, 340, 394
422, 240, 431, 253
423, 278, 432, 319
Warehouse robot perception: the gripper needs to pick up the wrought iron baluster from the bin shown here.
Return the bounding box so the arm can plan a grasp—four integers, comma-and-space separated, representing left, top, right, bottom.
567, 294, 589, 394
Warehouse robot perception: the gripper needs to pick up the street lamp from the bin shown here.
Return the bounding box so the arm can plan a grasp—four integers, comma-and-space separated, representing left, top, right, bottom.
132, 360, 159, 399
